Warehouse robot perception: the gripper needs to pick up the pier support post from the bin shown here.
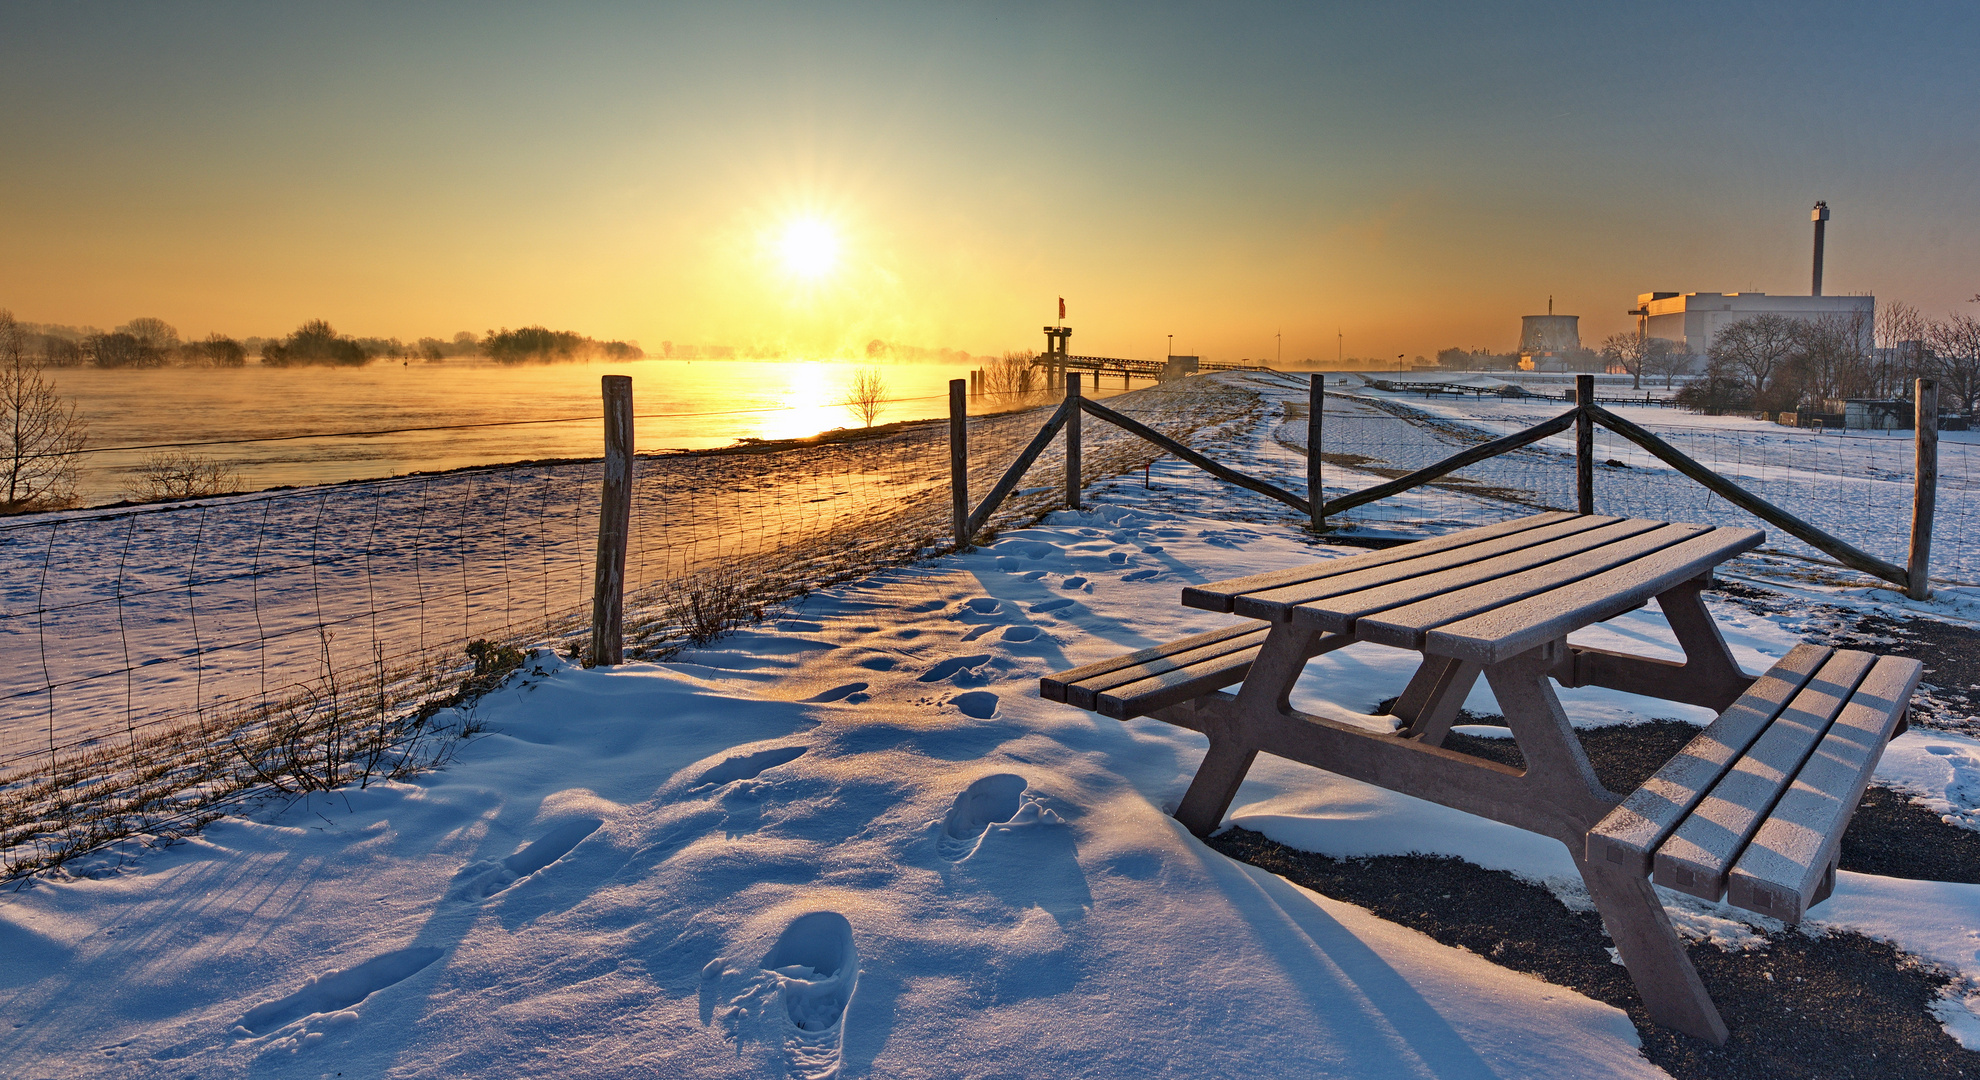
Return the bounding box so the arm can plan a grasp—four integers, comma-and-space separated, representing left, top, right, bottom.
950, 379, 970, 551
1910, 377, 1939, 600
1575, 374, 1595, 515
1309, 374, 1325, 531
590, 375, 633, 666
1065, 372, 1082, 511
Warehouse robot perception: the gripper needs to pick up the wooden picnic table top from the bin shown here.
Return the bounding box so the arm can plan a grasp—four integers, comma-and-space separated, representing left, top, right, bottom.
1182, 512, 1765, 665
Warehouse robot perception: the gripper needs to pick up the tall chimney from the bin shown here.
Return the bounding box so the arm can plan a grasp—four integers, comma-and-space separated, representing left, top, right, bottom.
1811, 201, 1829, 296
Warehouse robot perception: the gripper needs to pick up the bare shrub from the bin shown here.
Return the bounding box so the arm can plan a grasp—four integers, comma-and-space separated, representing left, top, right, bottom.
126, 450, 241, 501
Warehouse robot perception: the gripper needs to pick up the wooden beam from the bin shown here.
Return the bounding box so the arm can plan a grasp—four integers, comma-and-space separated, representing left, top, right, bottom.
589, 375, 633, 666
1576, 375, 1595, 515
964, 397, 1073, 539
1319, 409, 1578, 518
1309, 375, 1325, 531
1586, 404, 1908, 589
949, 379, 969, 552
1079, 397, 1311, 514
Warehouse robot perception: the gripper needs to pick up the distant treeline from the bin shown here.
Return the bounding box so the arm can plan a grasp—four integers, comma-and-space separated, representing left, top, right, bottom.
10, 317, 642, 369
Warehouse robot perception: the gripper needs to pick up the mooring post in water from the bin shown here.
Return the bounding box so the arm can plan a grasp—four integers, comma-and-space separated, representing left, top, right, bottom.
950, 379, 970, 551
1910, 377, 1938, 600
1309, 374, 1325, 531
1575, 374, 1595, 515
1065, 372, 1082, 511
590, 375, 633, 665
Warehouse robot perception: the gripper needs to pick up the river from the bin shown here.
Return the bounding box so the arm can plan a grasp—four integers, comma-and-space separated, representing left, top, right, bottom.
41, 358, 1136, 507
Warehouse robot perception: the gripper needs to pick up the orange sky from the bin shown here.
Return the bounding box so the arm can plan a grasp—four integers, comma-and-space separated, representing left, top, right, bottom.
2, 4, 1975, 364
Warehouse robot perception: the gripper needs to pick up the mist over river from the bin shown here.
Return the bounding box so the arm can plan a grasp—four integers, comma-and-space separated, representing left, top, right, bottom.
44, 358, 1131, 507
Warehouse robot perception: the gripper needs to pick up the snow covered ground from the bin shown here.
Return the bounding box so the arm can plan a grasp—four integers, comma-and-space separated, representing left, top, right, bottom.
5, 373, 1980, 1078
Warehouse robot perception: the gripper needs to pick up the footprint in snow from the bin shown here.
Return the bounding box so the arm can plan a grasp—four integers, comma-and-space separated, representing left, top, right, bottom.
917, 654, 992, 683
936, 773, 1062, 861
964, 597, 1001, 614
449, 817, 604, 902
1060, 576, 1088, 590
1107, 551, 1129, 565
950, 690, 998, 719
801, 683, 867, 703
723, 912, 860, 1080
695, 746, 807, 787
236, 946, 444, 1040
1122, 569, 1159, 582
905, 598, 947, 613
959, 625, 996, 642
999, 626, 1040, 643
1029, 598, 1074, 614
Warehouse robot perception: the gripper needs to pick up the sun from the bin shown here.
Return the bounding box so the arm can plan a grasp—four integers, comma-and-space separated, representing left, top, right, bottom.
774, 218, 841, 280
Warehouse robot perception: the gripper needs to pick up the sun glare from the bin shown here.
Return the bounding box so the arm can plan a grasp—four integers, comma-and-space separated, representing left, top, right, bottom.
775, 218, 840, 280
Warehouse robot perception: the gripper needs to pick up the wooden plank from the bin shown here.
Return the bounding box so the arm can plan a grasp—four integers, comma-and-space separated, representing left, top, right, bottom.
1182, 512, 1576, 613
1576, 376, 1595, 515
1727, 655, 1923, 922
589, 375, 634, 666
1652, 649, 1876, 902
1308, 376, 1325, 531
1095, 650, 1266, 720
1585, 644, 1833, 872
950, 380, 969, 550
1062, 628, 1272, 710
1039, 622, 1265, 702
1587, 404, 1908, 589
1420, 526, 1765, 664
1338, 521, 1696, 646
1237, 514, 1629, 622
1320, 408, 1578, 518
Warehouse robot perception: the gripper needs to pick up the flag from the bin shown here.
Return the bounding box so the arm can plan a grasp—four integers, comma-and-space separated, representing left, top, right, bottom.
1058, 297, 1066, 321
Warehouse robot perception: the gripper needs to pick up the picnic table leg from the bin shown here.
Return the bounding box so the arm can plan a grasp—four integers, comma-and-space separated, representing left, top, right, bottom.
1173, 623, 1326, 837
1389, 655, 1482, 747
1579, 853, 1730, 1045
1487, 645, 1729, 1045
1656, 578, 1753, 711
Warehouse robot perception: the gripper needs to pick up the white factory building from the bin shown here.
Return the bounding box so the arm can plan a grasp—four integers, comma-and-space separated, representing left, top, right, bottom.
1632, 291, 1875, 358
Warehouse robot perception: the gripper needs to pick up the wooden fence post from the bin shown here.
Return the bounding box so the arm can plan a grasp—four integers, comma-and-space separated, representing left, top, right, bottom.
1065, 372, 1082, 511
590, 375, 633, 666
1575, 374, 1595, 515
950, 379, 970, 551
1910, 377, 1938, 600
1309, 375, 1325, 531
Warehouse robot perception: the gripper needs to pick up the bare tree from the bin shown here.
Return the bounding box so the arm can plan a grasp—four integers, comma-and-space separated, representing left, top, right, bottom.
980, 351, 1038, 401
1641, 338, 1693, 389
1708, 314, 1801, 410
1599, 332, 1647, 389
0, 310, 88, 512
841, 366, 888, 427
1876, 300, 1930, 397
125, 450, 241, 501
1928, 313, 1980, 416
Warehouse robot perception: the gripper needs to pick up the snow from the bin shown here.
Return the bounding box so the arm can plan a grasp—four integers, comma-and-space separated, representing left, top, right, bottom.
5, 371, 1980, 1075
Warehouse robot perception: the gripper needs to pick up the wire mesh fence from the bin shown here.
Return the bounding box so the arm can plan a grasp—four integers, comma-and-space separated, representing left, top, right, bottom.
1270, 384, 1972, 585
0, 376, 1262, 877
1, 369, 1960, 878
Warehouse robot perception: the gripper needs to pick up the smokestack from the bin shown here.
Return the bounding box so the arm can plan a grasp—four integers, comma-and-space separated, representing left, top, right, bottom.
1811, 201, 1829, 296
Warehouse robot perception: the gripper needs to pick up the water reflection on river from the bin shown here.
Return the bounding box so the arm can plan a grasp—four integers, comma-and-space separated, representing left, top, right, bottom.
47, 358, 1129, 506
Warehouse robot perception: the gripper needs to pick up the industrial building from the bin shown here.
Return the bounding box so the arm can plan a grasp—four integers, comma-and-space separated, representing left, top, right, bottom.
1630, 291, 1875, 357
1629, 202, 1875, 366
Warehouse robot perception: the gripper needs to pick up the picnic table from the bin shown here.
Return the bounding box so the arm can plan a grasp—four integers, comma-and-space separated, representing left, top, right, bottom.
1042, 511, 1922, 1044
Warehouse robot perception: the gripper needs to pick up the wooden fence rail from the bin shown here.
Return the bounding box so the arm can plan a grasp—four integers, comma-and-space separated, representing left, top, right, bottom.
949, 372, 1940, 597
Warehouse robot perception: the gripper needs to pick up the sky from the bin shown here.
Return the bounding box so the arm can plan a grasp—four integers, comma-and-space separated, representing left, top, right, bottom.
2, 2, 1975, 363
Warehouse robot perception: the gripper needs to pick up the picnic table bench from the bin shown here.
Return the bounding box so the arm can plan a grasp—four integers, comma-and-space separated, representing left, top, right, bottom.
1042, 512, 1922, 1044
